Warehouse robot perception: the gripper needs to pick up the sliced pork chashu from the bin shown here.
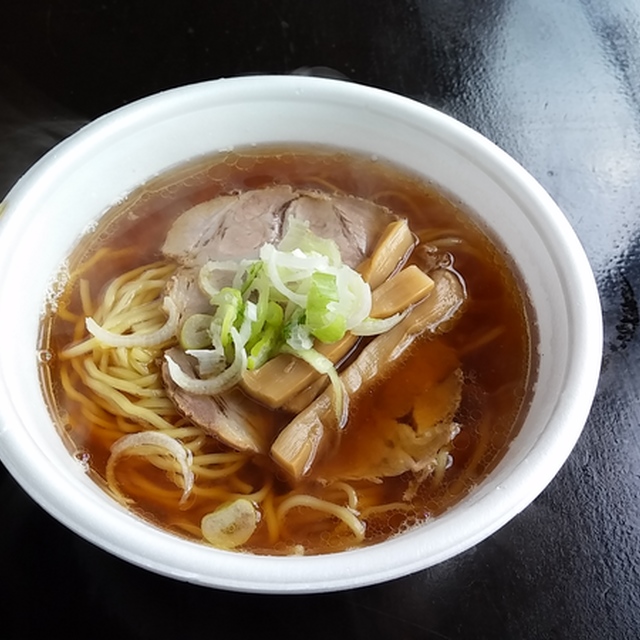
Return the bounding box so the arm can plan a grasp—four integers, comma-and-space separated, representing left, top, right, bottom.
162, 186, 296, 266
161, 348, 275, 454
162, 186, 396, 269
284, 191, 397, 268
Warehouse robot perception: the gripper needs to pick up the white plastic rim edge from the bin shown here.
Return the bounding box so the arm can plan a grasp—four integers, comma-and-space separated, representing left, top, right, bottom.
0, 76, 602, 593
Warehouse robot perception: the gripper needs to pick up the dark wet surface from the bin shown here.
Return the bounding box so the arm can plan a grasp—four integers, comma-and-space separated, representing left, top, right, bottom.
0, 1, 638, 638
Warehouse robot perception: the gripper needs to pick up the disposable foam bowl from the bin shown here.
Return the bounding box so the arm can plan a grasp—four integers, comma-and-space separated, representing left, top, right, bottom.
0, 76, 602, 593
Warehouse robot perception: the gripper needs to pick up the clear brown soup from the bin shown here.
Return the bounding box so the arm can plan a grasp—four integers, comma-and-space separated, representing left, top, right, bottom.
40, 146, 535, 555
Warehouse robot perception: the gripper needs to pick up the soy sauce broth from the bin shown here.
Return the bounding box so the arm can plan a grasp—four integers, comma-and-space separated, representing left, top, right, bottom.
39, 145, 536, 554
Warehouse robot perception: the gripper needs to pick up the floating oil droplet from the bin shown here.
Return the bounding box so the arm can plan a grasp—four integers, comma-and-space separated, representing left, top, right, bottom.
37, 349, 53, 363
74, 449, 91, 471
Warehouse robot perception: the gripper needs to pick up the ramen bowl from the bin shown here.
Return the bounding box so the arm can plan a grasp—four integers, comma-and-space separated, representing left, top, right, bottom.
0, 76, 602, 593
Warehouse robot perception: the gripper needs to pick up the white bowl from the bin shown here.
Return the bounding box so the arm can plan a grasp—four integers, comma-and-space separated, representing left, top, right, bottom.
0, 76, 602, 593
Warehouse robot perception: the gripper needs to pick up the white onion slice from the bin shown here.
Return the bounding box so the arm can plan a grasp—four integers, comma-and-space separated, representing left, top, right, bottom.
237, 300, 257, 347
350, 309, 409, 336
337, 268, 372, 329
165, 327, 246, 395
86, 297, 179, 348
199, 260, 242, 298
259, 244, 308, 307
201, 499, 259, 549
106, 431, 194, 505
185, 348, 226, 377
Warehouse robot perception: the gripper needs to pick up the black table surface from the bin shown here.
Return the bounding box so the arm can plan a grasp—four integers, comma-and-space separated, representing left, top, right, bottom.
1, 1, 638, 638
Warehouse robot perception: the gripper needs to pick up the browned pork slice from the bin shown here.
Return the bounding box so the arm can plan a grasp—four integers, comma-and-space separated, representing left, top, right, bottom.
162, 186, 396, 270
164, 267, 212, 327
161, 348, 275, 454
284, 192, 396, 268
162, 186, 297, 266
162, 186, 398, 333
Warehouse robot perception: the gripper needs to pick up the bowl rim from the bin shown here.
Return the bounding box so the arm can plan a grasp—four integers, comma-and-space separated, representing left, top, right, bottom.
0, 75, 603, 593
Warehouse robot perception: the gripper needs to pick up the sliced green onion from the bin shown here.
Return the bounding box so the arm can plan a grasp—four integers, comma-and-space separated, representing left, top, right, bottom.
281, 344, 348, 428
350, 310, 409, 336
237, 260, 263, 294
210, 287, 243, 348
180, 313, 215, 350
284, 306, 313, 351
306, 271, 346, 343
244, 269, 271, 350
278, 217, 342, 266
167, 218, 400, 407
247, 301, 284, 370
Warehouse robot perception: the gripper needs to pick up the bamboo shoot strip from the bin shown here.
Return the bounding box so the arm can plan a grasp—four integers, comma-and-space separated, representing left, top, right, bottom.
271, 269, 466, 480
241, 220, 417, 409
